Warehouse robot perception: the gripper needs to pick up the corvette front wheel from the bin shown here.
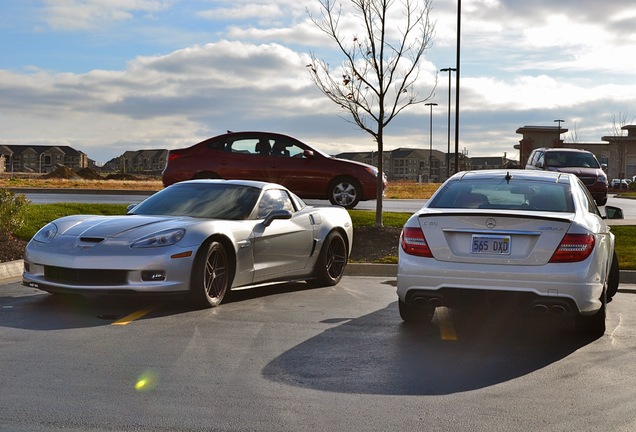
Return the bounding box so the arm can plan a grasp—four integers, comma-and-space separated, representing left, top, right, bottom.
190, 240, 231, 308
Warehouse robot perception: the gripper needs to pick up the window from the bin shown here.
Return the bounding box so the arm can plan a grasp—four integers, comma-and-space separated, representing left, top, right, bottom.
429, 179, 574, 212
257, 189, 295, 218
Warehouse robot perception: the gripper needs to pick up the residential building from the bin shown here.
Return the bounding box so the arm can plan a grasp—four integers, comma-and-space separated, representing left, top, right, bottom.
0, 145, 89, 173
103, 149, 168, 173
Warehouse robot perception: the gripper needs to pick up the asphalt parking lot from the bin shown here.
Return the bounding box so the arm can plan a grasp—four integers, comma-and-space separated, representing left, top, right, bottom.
2, 273, 636, 431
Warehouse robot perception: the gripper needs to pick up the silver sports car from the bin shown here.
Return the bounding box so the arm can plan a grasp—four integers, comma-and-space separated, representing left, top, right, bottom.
23, 180, 353, 308
397, 170, 623, 336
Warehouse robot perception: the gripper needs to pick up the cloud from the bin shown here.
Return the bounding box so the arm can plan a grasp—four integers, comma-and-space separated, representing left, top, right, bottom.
41, 0, 171, 30
2, 0, 636, 164
198, 4, 284, 21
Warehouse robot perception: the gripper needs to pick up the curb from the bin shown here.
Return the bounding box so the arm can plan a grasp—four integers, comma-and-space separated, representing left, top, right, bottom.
4, 259, 636, 284
0, 260, 24, 282
0, 260, 397, 283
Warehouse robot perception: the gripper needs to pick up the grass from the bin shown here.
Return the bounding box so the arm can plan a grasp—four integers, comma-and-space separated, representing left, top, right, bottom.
608, 226, 636, 270
347, 210, 412, 227
14, 203, 128, 239
0, 177, 162, 191
14, 203, 636, 269
6, 179, 636, 269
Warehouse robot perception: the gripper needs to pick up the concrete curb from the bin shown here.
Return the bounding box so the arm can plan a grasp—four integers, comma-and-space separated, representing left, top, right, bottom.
0, 260, 24, 282
0, 260, 397, 283
3, 259, 635, 284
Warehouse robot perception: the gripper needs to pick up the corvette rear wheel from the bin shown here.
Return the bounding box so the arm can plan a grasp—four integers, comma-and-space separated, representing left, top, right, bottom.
190, 240, 231, 308
313, 231, 348, 286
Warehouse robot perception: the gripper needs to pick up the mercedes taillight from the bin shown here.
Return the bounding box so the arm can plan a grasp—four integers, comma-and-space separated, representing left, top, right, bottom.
549, 233, 595, 263
400, 227, 433, 258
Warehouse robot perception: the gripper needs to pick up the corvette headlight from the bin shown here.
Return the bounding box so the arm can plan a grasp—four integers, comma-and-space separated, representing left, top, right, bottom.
33, 223, 58, 243
131, 229, 185, 248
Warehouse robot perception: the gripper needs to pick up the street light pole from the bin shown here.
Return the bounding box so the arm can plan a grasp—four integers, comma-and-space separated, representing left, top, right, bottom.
425, 102, 438, 183
440, 67, 456, 179
454, 0, 461, 173
554, 119, 564, 146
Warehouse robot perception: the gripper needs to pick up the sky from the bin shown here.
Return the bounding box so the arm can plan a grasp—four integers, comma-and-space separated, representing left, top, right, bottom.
1, 0, 635, 165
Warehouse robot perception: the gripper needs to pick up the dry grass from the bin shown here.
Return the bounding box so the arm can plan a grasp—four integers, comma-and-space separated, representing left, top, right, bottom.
0, 175, 442, 199
0, 176, 163, 191
385, 181, 441, 200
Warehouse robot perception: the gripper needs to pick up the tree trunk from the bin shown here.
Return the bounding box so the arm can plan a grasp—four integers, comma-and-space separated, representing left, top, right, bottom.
375, 132, 384, 228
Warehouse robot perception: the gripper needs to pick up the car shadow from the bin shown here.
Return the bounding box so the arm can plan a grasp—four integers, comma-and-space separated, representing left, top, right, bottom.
0, 281, 320, 330
262, 302, 597, 396
0, 292, 183, 330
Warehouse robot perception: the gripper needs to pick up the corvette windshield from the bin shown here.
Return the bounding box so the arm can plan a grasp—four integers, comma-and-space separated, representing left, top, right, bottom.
131, 183, 261, 219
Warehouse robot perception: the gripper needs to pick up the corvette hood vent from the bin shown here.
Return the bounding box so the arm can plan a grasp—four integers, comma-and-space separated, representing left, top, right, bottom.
79, 237, 105, 243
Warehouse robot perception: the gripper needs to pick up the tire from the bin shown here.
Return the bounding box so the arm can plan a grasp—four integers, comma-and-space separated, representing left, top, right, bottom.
607, 251, 620, 300
575, 293, 606, 337
189, 240, 231, 308
328, 178, 361, 209
398, 299, 435, 324
313, 231, 348, 286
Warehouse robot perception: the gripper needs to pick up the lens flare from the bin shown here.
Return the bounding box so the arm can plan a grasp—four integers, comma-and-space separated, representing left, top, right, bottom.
135, 369, 159, 391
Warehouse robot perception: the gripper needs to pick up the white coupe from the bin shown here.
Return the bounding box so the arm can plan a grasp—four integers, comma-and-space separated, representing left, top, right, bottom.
397, 169, 623, 336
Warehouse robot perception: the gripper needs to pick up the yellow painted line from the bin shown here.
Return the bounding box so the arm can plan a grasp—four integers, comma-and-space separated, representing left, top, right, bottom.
436, 307, 458, 341
112, 305, 158, 326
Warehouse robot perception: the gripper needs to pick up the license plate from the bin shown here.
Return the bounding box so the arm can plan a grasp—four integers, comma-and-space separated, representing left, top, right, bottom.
471, 235, 511, 255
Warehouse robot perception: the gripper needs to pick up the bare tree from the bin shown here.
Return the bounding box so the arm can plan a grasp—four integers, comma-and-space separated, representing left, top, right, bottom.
566, 121, 581, 143
307, 0, 436, 227
609, 111, 633, 136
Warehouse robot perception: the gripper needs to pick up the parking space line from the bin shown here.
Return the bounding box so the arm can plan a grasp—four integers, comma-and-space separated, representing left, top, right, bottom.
112, 305, 158, 325
436, 307, 458, 340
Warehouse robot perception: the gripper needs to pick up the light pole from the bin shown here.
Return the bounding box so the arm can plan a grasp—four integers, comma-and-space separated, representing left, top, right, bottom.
425, 102, 438, 182
554, 119, 564, 146
454, 0, 461, 173
440, 67, 456, 178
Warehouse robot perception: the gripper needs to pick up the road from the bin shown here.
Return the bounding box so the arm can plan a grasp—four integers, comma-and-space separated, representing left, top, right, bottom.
1, 275, 636, 431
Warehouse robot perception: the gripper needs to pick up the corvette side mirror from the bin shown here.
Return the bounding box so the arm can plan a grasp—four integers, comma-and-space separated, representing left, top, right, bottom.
263, 209, 292, 227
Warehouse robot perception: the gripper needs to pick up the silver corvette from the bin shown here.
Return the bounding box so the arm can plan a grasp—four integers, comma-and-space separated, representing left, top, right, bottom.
397, 170, 623, 336
23, 180, 353, 308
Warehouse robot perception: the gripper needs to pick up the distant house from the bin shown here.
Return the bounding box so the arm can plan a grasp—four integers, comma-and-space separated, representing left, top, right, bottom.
0, 145, 89, 173
470, 156, 518, 170
336, 147, 481, 182
103, 149, 168, 173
